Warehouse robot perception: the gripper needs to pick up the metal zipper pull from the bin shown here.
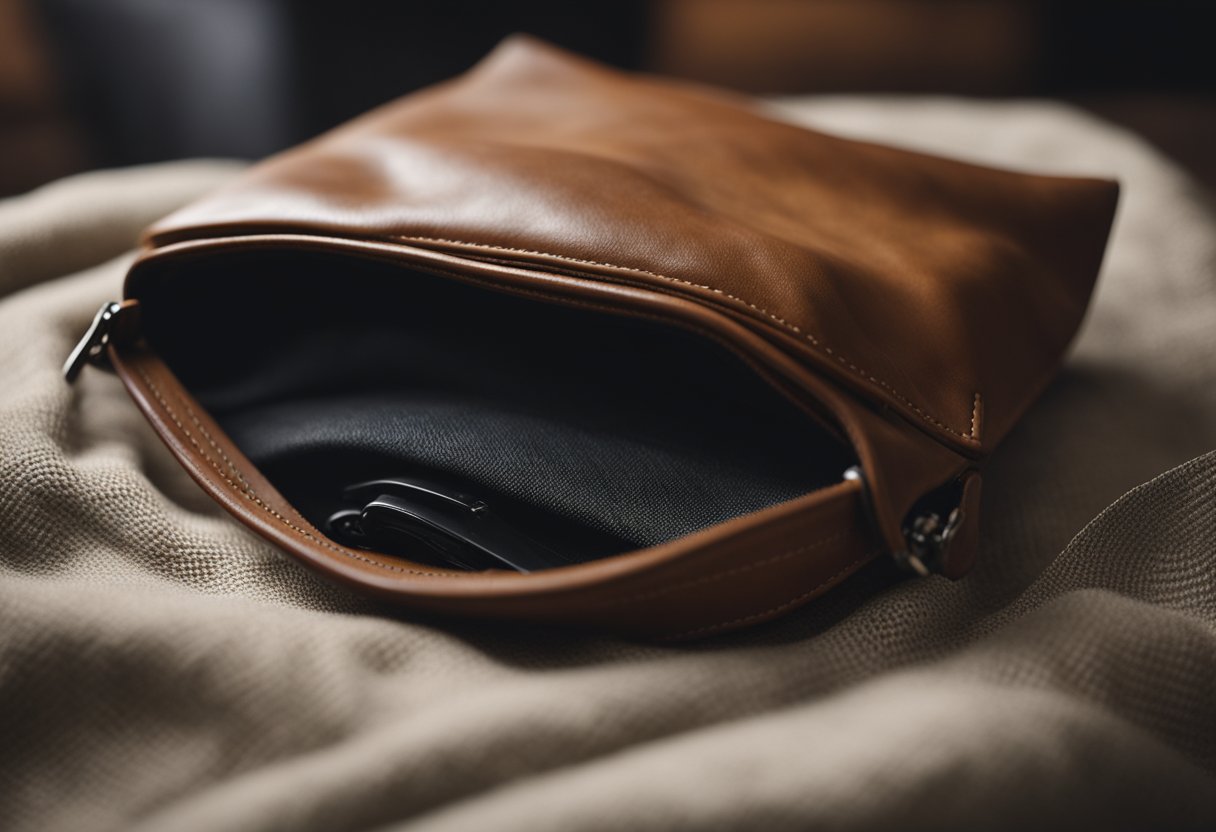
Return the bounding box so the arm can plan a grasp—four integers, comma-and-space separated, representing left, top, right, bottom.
898, 506, 962, 577
844, 465, 962, 577
63, 301, 125, 383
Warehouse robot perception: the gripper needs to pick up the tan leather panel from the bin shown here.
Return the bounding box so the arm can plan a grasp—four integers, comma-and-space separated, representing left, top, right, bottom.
146, 36, 1117, 454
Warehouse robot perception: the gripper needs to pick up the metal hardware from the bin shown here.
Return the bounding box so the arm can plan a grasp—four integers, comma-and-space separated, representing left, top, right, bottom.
63, 301, 124, 383
843, 464, 875, 529
844, 465, 961, 577
899, 507, 961, 577
325, 477, 571, 573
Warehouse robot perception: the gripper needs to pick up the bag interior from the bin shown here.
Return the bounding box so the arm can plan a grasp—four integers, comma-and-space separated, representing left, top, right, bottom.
137, 249, 855, 569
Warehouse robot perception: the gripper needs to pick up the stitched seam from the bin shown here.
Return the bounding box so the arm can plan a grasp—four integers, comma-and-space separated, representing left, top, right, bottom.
659, 549, 879, 640
178, 396, 347, 541
133, 363, 450, 578
395, 234, 983, 442
603, 530, 850, 608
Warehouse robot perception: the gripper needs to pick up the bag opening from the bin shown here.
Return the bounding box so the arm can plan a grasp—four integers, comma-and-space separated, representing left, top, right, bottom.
135, 248, 856, 570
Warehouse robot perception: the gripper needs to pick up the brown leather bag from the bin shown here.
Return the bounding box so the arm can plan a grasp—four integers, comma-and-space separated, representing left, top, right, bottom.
65, 37, 1118, 639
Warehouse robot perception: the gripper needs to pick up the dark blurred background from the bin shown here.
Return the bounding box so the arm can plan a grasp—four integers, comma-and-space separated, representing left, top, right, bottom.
2, 0, 1213, 197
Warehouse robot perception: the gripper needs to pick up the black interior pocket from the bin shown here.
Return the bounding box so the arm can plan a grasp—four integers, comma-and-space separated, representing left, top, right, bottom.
138, 249, 854, 568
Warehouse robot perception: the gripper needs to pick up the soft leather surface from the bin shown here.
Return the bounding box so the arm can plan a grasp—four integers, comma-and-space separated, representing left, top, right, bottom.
147, 36, 1118, 456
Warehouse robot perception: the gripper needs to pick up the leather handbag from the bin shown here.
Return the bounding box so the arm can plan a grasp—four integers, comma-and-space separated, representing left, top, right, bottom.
64, 36, 1119, 639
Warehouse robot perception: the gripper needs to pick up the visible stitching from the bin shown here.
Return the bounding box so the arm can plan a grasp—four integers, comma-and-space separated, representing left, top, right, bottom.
177, 396, 356, 543
659, 550, 878, 641
181, 401, 259, 499
603, 530, 850, 608
133, 362, 451, 578
969, 392, 983, 441
395, 234, 983, 442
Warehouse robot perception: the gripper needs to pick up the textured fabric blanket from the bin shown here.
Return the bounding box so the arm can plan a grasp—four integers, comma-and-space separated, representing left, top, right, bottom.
2, 99, 1214, 832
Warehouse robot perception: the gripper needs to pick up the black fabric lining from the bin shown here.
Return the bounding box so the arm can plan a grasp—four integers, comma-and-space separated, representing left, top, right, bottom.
138, 250, 854, 565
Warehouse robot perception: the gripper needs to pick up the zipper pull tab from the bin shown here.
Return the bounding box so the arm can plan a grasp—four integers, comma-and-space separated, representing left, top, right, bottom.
63, 301, 125, 383
899, 507, 962, 577
844, 465, 965, 578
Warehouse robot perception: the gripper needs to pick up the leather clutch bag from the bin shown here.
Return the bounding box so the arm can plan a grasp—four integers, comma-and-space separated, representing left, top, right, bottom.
65, 36, 1118, 639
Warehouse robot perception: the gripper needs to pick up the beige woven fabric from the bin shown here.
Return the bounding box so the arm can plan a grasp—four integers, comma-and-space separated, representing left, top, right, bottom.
1, 101, 1214, 832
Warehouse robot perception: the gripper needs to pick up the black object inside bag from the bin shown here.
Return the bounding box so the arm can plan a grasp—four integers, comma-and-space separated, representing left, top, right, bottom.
138, 250, 854, 569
